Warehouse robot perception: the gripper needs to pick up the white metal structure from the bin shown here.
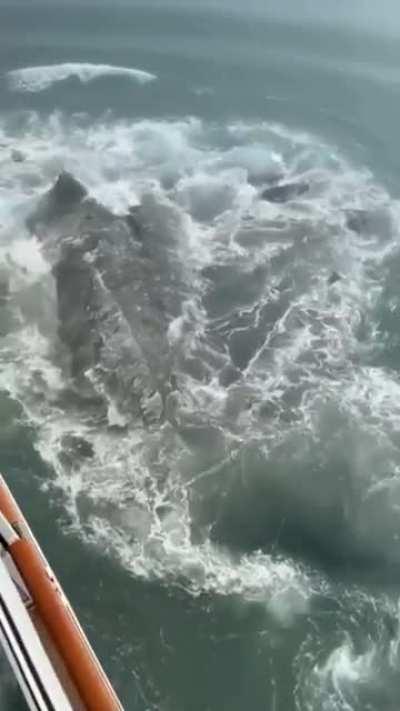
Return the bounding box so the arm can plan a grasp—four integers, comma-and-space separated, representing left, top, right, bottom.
0, 512, 73, 710
0, 476, 123, 711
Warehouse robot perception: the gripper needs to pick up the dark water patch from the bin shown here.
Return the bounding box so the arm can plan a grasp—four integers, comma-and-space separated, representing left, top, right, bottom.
219, 364, 242, 388
202, 263, 268, 320
372, 249, 400, 372
192, 411, 400, 584
261, 181, 310, 203
0, 394, 43, 471
229, 298, 290, 370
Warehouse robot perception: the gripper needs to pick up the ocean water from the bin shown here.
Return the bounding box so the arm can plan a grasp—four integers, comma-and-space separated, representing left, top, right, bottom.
1, 1, 400, 709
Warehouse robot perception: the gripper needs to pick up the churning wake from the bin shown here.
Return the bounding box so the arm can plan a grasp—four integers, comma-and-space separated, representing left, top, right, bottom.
1, 111, 400, 709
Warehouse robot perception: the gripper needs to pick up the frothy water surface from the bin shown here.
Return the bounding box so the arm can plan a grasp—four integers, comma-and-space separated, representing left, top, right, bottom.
1, 2, 400, 710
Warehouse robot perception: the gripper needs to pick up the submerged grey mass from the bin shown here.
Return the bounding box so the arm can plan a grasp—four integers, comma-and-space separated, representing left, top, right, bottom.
2, 1, 400, 710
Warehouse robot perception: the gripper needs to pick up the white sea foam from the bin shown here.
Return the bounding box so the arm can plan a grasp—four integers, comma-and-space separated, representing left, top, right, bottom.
0, 112, 400, 632
6, 63, 157, 93
304, 637, 378, 711
0, 317, 314, 615
320, 639, 376, 685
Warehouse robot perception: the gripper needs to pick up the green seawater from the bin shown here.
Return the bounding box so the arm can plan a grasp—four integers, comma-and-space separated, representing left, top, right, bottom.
1, 2, 400, 710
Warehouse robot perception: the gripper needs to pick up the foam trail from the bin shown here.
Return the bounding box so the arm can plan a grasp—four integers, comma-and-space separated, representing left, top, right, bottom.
311, 639, 377, 711
6, 63, 157, 93
0, 113, 399, 623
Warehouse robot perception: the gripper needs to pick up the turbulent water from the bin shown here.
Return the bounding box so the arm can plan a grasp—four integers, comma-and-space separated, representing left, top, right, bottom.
2, 1, 400, 709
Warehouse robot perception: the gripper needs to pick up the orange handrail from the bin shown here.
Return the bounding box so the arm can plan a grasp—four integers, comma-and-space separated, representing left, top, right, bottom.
0, 476, 123, 711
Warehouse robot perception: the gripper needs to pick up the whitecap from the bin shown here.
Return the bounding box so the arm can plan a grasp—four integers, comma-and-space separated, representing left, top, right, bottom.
1, 111, 400, 610
6, 62, 157, 93
306, 637, 378, 711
